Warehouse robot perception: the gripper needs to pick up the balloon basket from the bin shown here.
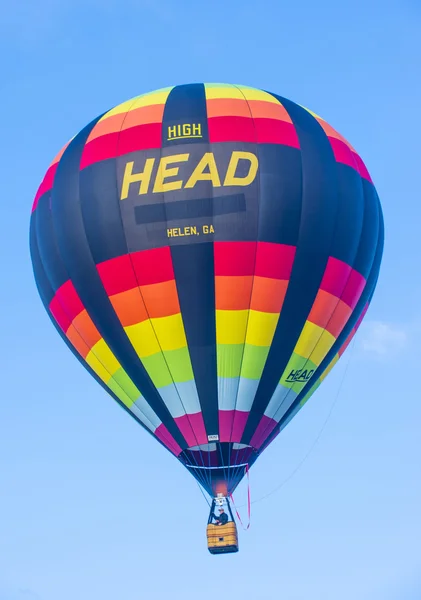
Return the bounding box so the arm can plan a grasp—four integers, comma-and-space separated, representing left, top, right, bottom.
206, 496, 239, 554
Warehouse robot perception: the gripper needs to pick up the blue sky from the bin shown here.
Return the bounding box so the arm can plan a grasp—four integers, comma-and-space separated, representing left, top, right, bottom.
1, 0, 420, 598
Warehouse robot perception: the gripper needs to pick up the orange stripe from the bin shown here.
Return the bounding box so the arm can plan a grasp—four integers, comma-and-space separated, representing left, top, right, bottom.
66, 324, 90, 358
67, 310, 102, 358
140, 280, 180, 318
308, 290, 352, 337
327, 299, 353, 337
49, 141, 71, 167
247, 100, 292, 122
314, 118, 355, 152
87, 112, 128, 142
215, 276, 253, 310
206, 98, 250, 118
110, 287, 148, 327
250, 277, 288, 313
122, 104, 167, 130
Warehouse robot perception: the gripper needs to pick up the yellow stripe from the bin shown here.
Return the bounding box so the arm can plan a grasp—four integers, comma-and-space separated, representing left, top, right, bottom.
100, 87, 172, 120
205, 85, 245, 100
152, 314, 187, 351
125, 321, 161, 358
300, 105, 324, 121
236, 86, 280, 104
294, 321, 336, 365
320, 353, 339, 381
86, 338, 120, 377
245, 310, 279, 346
216, 310, 248, 345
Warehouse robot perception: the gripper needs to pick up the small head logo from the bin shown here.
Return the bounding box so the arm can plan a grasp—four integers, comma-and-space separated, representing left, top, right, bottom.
284, 368, 314, 384
167, 123, 202, 141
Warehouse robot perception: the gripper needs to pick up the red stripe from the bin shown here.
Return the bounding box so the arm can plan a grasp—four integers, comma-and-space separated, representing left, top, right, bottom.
174, 413, 208, 447
230, 410, 249, 443
328, 137, 373, 183
117, 123, 162, 155
355, 301, 369, 329
49, 297, 71, 332
49, 280, 85, 331
319, 257, 352, 298
353, 153, 373, 182
214, 241, 256, 276
154, 424, 182, 456
255, 242, 296, 280
254, 118, 299, 147
208, 116, 255, 143
55, 280, 84, 321
338, 302, 370, 356
131, 246, 175, 285
32, 163, 58, 211
80, 132, 119, 169
250, 415, 277, 449
328, 137, 358, 172
97, 254, 137, 296
341, 269, 366, 309
80, 124, 162, 169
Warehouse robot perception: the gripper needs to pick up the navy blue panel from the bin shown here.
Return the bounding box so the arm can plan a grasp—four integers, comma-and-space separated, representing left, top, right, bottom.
242, 97, 342, 444
79, 160, 129, 264
134, 193, 246, 224
34, 193, 68, 292
171, 242, 218, 438
162, 84, 209, 147
267, 199, 384, 445
352, 181, 381, 276
327, 163, 365, 264
256, 145, 302, 245
30, 215, 56, 304
50, 118, 188, 450
30, 213, 173, 451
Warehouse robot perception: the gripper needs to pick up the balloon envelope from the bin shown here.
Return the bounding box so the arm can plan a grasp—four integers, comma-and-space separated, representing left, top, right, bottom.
30, 83, 383, 497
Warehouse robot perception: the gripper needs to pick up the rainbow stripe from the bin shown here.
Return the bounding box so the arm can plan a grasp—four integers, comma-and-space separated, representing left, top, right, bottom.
214, 241, 296, 443
96, 247, 207, 448
49, 278, 181, 456
250, 258, 366, 448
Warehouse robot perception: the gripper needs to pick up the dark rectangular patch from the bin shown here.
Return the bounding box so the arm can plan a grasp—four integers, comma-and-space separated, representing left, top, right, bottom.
134, 193, 246, 224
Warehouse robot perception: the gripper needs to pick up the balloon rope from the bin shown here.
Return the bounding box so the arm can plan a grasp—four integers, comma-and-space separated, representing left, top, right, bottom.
229, 465, 251, 530
196, 481, 212, 507
242, 337, 356, 507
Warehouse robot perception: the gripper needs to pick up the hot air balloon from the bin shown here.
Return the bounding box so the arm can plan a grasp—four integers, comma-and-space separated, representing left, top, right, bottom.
30, 83, 383, 554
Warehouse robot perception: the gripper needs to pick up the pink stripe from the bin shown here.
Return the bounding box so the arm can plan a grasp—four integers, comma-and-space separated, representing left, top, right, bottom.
329, 137, 358, 172
117, 123, 162, 155
219, 410, 234, 442
255, 242, 296, 280
230, 410, 249, 443
175, 413, 208, 447
49, 297, 71, 332
32, 163, 58, 211
355, 301, 369, 330
353, 153, 373, 183
80, 132, 119, 169
55, 280, 84, 321
250, 415, 278, 449
214, 241, 256, 276
155, 424, 182, 456
320, 257, 352, 298
342, 269, 366, 309
254, 119, 300, 148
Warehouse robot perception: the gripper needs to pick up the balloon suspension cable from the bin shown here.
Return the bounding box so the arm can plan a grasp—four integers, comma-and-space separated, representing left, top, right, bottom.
229, 464, 251, 530
196, 481, 212, 507
238, 337, 356, 507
